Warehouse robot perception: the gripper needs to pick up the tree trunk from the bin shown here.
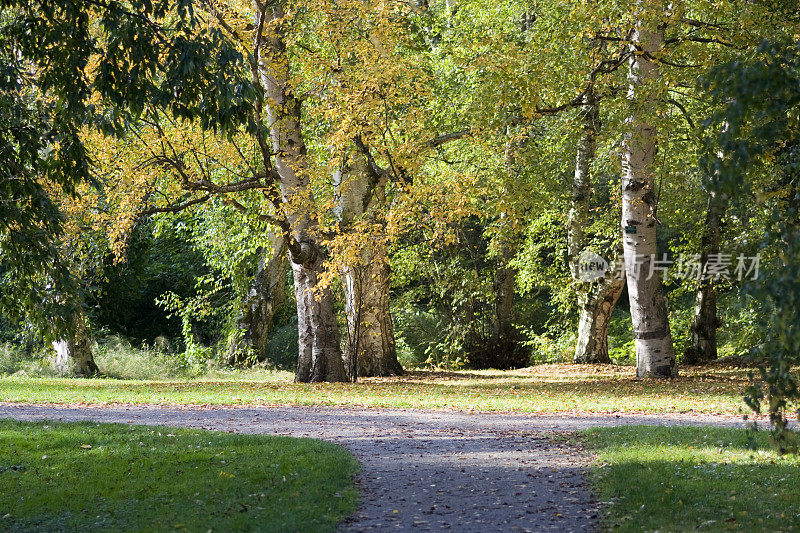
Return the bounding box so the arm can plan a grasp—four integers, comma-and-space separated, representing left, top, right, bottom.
334, 150, 402, 378
228, 233, 288, 365
491, 256, 515, 352
489, 245, 526, 368
257, 3, 346, 382
574, 248, 626, 364
685, 191, 726, 364
341, 250, 402, 378
293, 253, 347, 382
567, 93, 598, 280
567, 91, 625, 364
474, 132, 526, 370
621, 18, 677, 378
52, 308, 98, 376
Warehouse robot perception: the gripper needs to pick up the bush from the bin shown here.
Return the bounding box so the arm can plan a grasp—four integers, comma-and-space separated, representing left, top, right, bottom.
522, 328, 575, 364
0, 343, 22, 374
669, 305, 695, 361
0, 343, 27, 375
393, 304, 467, 369
0, 342, 57, 377
717, 293, 766, 360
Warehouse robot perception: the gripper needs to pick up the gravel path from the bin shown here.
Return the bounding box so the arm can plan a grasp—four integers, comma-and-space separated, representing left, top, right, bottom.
0, 404, 747, 532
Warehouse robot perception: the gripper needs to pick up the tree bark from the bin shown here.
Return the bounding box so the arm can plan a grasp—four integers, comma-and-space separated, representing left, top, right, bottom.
567, 94, 598, 280
574, 247, 626, 364
568, 92, 625, 364
621, 18, 677, 378
292, 253, 347, 382
492, 266, 515, 345
52, 308, 98, 376
334, 150, 402, 378
257, 4, 346, 382
491, 251, 518, 362
685, 191, 726, 364
228, 233, 288, 365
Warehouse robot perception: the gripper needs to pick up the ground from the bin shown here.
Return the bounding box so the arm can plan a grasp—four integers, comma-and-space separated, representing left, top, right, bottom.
0, 364, 754, 414
0, 363, 791, 531
0, 403, 748, 532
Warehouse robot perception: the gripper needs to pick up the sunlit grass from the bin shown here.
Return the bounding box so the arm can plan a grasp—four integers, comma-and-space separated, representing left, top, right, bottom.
581, 426, 800, 531
0, 364, 752, 414
0, 420, 359, 532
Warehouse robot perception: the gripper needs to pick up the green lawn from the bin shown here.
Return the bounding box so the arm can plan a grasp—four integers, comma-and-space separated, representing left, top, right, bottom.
581, 426, 800, 532
0, 420, 359, 532
0, 364, 750, 414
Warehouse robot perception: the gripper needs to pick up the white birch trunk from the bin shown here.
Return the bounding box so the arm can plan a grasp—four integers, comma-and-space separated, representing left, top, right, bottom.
334, 150, 402, 378
52, 308, 97, 376
257, 4, 346, 382
568, 93, 625, 364
621, 18, 676, 378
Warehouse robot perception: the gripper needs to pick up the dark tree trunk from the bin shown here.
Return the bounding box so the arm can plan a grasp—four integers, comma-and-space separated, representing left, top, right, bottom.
487, 246, 527, 368
685, 191, 726, 364
470, 132, 527, 370
228, 234, 288, 365
491, 257, 516, 350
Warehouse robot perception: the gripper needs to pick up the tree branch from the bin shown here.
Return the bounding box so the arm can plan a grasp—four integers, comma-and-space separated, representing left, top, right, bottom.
667, 98, 696, 130
680, 17, 728, 31
427, 128, 475, 147
139, 194, 211, 215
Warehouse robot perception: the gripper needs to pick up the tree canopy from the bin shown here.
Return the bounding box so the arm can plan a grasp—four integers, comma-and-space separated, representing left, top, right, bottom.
1, 0, 799, 443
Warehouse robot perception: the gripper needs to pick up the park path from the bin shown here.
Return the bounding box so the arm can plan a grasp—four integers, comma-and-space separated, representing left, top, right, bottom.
0, 404, 746, 532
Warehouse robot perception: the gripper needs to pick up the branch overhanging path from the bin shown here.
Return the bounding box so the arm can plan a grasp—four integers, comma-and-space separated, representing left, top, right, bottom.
0, 404, 749, 532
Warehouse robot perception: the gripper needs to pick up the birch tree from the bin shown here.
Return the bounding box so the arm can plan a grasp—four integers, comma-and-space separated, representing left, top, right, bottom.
568, 92, 626, 364
254, 3, 347, 381
334, 149, 402, 377
621, 9, 676, 378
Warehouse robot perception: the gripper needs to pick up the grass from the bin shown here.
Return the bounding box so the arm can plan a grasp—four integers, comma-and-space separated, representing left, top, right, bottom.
580, 426, 800, 532
0, 364, 753, 415
0, 343, 55, 377
0, 419, 359, 532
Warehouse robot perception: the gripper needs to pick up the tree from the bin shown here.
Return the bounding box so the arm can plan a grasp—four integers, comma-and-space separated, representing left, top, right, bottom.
703, 39, 800, 453
0, 3, 89, 346
683, 188, 726, 364
334, 149, 402, 377
1, 0, 249, 373
569, 92, 626, 364
620, 8, 677, 378
51, 307, 97, 376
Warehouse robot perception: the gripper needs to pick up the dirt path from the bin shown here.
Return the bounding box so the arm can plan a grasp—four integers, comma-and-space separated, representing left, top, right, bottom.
0, 404, 746, 532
